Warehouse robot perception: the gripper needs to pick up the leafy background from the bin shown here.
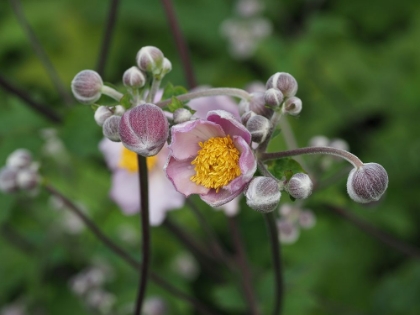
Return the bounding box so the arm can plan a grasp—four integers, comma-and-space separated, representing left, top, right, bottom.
1, 0, 420, 314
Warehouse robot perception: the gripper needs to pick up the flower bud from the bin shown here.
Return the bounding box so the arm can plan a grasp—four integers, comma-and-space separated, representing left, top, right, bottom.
103, 116, 121, 142
241, 111, 256, 125
299, 210, 316, 229
161, 58, 172, 75
119, 103, 169, 156
0, 167, 18, 193
282, 96, 302, 116
94, 106, 113, 126
278, 219, 300, 244
143, 297, 167, 315
71, 70, 103, 104
264, 88, 284, 108
309, 135, 329, 147
136, 46, 164, 75
173, 108, 192, 124
286, 173, 313, 199
347, 163, 388, 203
266, 72, 298, 97
123, 66, 146, 89
114, 105, 125, 116
245, 176, 281, 213
239, 92, 273, 118
6, 149, 32, 169
246, 115, 270, 143
16, 168, 39, 190
329, 138, 349, 151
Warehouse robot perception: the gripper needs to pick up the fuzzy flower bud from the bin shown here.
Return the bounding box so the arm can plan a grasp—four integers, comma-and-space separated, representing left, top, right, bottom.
173, 108, 192, 124
0, 167, 18, 193
6, 149, 32, 169
286, 173, 313, 199
239, 92, 273, 118
71, 70, 103, 104
16, 168, 39, 190
347, 163, 388, 203
282, 96, 302, 116
94, 106, 113, 126
136, 46, 164, 75
299, 210, 316, 229
278, 219, 300, 244
103, 116, 121, 142
266, 72, 298, 97
123, 66, 146, 89
161, 58, 172, 75
264, 88, 284, 108
114, 105, 125, 116
119, 103, 169, 156
241, 111, 256, 125
246, 115, 270, 143
245, 176, 281, 213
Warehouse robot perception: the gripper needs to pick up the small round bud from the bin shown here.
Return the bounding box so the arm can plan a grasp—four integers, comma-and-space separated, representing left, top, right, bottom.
0, 167, 18, 193
143, 297, 167, 315
245, 176, 281, 213
329, 138, 349, 151
94, 106, 113, 126
103, 116, 121, 142
241, 111, 256, 125
266, 72, 298, 97
114, 105, 125, 116
246, 115, 270, 143
309, 135, 329, 147
347, 163, 388, 203
71, 70, 103, 104
173, 108, 192, 124
6, 149, 32, 169
282, 96, 302, 116
119, 103, 169, 157
264, 88, 284, 108
299, 210, 316, 229
278, 219, 300, 244
16, 168, 39, 190
136, 46, 164, 75
123, 66, 146, 89
286, 173, 313, 199
161, 58, 172, 75
239, 92, 273, 118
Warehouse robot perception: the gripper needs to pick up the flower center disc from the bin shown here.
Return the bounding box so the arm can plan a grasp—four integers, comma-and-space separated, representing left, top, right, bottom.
190, 135, 241, 192
119, 146, 157, 173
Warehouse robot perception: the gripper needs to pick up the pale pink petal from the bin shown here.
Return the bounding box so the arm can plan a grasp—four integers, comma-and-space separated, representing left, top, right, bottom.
189, 94, 240, 121
110, 170, 139, 215
200, 187, 243, 208
99, 138, 123, 171
218, 196, 241, 216
165, 156, 210, 196
170, 120, 225, 160
207, 110, 251, 144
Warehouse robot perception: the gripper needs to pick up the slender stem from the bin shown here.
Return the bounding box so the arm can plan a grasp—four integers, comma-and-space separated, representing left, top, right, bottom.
0, 74, 62, 123
155, 88, 251, 108
324, 204, 420, 260
278, 116, 308, 169
134, 155, 150, 315
9, 0, 72, 105
96, 0, 120, 77
264, 212, 283, 315
101, 85, 124, 101
43, 184, 217, 315
228, 217, 261, 315
160, 0, 197, 89
146, 77, 162, 103
260, 146, 364, 168
258, 111, 282, 154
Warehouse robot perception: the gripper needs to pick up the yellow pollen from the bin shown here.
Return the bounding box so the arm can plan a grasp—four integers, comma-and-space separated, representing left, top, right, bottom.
190, 135, 241, 192
118, 146, 157, 173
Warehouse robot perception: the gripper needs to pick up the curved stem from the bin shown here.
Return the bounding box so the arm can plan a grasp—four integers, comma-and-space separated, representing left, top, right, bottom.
258, 111, 282, 154
155, 88, 251, 108
260, 146, 364, 168
134, 155, 150, 315
278, 116, 308, 170
101, 85, 124, 101
264, 212, 283, 315
146, 77, 162, 103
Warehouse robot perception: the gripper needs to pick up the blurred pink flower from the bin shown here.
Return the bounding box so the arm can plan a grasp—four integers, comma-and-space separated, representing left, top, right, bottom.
99, 138, 184, 226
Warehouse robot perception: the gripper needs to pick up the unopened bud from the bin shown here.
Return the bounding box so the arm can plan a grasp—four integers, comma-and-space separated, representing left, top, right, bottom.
246, 115, 270, 143
278, 219, 300, 244
6, 149, 32, 169
264, 88, 284, 108
143, 297, 167, 315
299, 210, 316, 229
136, 46, 164, 75
286, 173, 313, 199
119, 103, 169, 156
329, 138, 349, 151
347, 163, 388, 203
245, 176, 281, 213
266, 72, 298, 97
16, 168, 39, 190
114, 105, 125, 116
94, 106, 113, 126
173, 108, 192, 124
282, 97, 302, 116
161, 58, 172, 75
123, 66, 146, 89
309, 135, 329, 147
0, 167, 18, 193
71, 70, 103, 104
239, 92, 273, 118
241, 111, 256, 125
103, 116, 121, 142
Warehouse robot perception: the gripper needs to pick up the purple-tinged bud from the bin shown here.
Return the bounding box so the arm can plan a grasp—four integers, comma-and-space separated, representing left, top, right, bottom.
277, 219, 300, 244
71, 70, 103, 104
0, 167, 18, 193
264, 88, 284, 108
119, 103, 169, 156
282, 96, 302, 116
266, 72, 298, 97
347, 163, 388, 203
298, 210, 316, 229
6, 149, 32, 169
123, 66, 146, 89
241, 111, 256, 125
94, 106, 113, 126
245, 176, 281, 213
239, 92, 273, 118
136, 46, 164, 75
16, 168, 39, 190
161, 58, 172, 75
173, 108, 192, 124
286, 173, 313, 199
103, 116, 121, 142
246, 115, 270, 143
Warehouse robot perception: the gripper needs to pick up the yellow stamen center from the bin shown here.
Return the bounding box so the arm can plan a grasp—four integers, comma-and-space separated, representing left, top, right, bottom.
118, 146, 157, 173
190, 135, 241, 192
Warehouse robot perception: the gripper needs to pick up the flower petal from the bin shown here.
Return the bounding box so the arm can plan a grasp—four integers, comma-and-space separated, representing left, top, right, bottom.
170, 120, 225, 160
110, 170, 139, 215
218, 196, 240, 216
200, 187, 243, 207
99, 138, 123, 171
207, 110, 251, 144
188, 93, 241, 121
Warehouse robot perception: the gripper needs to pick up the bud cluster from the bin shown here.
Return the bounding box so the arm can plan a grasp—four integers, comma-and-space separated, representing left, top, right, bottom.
277, 203, 316, 244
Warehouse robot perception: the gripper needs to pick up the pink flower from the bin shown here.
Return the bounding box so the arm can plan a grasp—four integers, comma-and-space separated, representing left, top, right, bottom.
99, 138, 184, 226
165, 110, 257, 207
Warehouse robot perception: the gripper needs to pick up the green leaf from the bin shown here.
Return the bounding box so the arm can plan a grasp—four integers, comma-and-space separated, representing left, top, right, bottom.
167, 96, 184, 113
162, 82, 188, 100
120, 93, 132, 109
271, 127, 282, 139
266, 158, 306, 181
